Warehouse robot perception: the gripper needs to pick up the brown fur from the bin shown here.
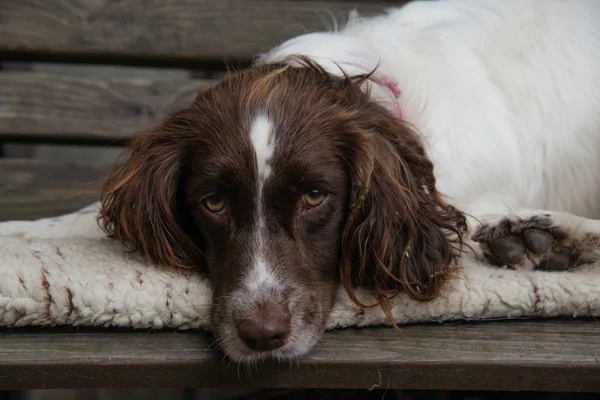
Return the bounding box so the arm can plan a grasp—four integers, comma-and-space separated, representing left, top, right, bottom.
98, 58, 467, 358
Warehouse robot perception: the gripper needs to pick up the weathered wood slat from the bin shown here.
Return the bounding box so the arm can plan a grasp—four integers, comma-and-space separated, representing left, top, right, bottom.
0, 320, 599, 391
0, 73, 208, 142
0, 159, 109, 221
0, 0, 400, 64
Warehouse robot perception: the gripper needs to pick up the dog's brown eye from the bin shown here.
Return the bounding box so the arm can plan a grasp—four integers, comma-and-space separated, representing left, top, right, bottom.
302, 190, 326, 208
202, 194, 226, 214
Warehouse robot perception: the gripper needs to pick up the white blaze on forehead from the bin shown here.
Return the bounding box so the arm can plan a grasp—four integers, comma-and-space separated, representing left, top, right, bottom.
246, 114, 279, 293
250, 114, 275, 183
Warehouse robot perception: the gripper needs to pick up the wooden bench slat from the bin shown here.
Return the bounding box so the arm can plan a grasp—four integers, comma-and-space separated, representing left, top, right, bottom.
0, 320, 599, 391
0, 72, 208, 142
0, 0, 399, 65
0, 159, 108, 221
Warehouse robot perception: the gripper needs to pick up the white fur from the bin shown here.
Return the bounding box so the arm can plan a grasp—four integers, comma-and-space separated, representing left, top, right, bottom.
261, 0, 600, 224
249, 114, 274, 184
247, 114, 278, 293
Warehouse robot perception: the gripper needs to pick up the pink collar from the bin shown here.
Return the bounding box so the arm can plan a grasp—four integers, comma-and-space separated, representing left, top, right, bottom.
378, 75, 404, 120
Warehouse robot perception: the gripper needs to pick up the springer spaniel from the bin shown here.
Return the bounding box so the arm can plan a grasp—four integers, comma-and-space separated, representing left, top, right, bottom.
98, 0, 600, 362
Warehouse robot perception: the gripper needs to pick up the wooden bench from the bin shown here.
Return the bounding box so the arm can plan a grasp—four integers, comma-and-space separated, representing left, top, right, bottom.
1, 0, 599, 393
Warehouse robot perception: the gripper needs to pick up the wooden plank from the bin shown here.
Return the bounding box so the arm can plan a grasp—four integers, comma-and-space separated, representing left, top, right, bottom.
0, 72, 208, 142
0, 320, 599, 391
0, 0, 400, 65
0, 159, 109, 221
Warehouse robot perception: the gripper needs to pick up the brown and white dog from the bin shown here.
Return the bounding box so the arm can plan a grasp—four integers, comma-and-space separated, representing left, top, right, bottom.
98, 0, 600, 362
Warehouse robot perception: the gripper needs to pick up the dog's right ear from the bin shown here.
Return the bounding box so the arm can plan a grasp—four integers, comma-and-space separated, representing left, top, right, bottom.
98, 110, 204, 270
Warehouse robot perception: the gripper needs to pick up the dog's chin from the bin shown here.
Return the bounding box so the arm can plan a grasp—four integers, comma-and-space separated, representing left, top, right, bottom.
213, 321, 325, 364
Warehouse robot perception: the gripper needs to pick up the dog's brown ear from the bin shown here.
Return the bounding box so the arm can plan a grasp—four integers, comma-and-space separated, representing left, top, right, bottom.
339, 102, 466, 322
98, 110, 203, 270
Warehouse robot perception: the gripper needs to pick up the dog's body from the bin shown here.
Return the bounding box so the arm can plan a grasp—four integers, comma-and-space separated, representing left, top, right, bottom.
100, 0, 600, 363
263, 0, 600, 220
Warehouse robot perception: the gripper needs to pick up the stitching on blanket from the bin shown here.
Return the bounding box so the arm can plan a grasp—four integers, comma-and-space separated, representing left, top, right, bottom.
41, 267, 52, 313
527, 275, 542, 314
0, 293, 41, 302
65, 287, 74, 317
481, 299, 492, 315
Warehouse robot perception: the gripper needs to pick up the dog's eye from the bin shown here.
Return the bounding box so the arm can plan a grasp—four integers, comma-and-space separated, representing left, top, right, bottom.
302, 190, 327, 208
202, 194, 226, 214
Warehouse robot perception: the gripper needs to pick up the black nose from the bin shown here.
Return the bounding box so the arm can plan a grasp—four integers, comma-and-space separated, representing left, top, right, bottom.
237, 308, 291, 352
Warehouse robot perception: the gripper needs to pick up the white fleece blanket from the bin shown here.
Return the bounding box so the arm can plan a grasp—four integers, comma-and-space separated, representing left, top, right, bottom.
1, 203, 599, 330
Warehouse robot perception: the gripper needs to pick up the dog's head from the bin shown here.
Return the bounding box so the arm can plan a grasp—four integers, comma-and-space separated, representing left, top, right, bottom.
98, 59, 465, 362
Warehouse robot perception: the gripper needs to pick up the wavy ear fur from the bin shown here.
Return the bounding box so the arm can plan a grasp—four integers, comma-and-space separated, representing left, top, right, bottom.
97, 111, 204, 270
332, 70, 467, 322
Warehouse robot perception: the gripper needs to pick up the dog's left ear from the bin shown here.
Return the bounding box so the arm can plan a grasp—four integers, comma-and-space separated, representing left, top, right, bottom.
338, 100, 466, 319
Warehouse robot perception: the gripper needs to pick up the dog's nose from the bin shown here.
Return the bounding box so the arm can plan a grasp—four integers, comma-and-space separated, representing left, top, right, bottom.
237, 308, 291, 352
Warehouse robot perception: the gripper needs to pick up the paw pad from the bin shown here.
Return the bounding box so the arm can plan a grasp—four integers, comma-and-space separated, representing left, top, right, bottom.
472, 216, 572, 271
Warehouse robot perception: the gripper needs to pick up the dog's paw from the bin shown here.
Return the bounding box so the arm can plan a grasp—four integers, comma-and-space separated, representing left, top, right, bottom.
471, 214, 573, 271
